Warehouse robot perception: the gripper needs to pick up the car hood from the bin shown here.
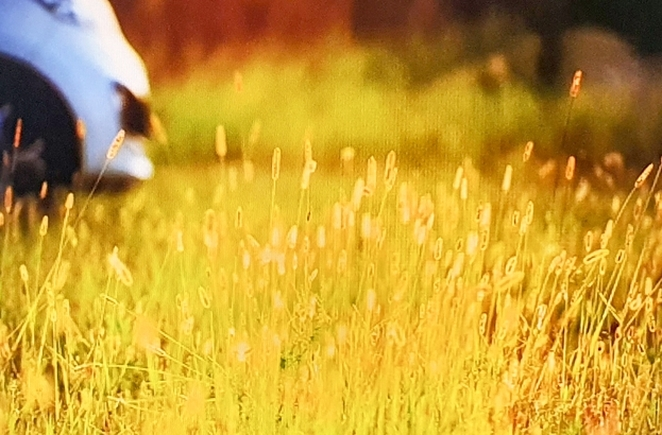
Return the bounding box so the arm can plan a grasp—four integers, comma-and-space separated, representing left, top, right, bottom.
0, 0, 149, 98
0, 0, 154, 180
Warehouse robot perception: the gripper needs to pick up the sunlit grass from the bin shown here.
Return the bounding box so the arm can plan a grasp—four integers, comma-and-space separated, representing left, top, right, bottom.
0, 133, 658, 433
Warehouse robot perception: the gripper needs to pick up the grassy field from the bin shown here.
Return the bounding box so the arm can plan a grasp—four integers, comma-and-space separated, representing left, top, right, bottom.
0, 40, 662, 433
0, 138, 659, 433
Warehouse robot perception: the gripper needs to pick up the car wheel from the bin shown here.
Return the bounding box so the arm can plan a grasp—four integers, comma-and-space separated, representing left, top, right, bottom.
0, 55, 81, 196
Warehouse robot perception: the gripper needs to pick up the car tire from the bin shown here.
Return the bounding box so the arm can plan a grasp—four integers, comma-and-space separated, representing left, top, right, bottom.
0, 55, 81, 196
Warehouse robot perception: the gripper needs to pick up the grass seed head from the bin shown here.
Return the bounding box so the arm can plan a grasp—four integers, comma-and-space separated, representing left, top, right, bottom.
505, 255, 517, 275
415, 220, 427, 245
316, 225, 326, 248
479, 312, 488, 335
525, 201, 534, 225
453, 166, 463, 191
466, 231, 479, 257
480, 229, 490, 251
215, 125, 227, 159
565, 156, 576, 181
366, 288, 377, 312
610, 195, 621, 216
645, 277, 654, 296
511, 210, 520, 227
635, 163, 654, 189
340, 146, 355, 163
523, 141, 534, 162
19, 264, 28, 283
479, 203, 492, 229
584, 231, 594, 252
433, 237, 443, 261
198, 286, 211, 309
304, 138, 313, 163
203, 209, 218, 254
286, 225, 298, 249
271, 147, 281, 181
248, 120, 261, 148
451, 252, 465, 278
360, 213, 371, 240
351, 178, 365, 211
332, 202, 342, 230
13, 118, 22, 148
3, 187, 11, 214
65, 192, 74, 211
242, 247, 251, 270
108, 246, 134, 287
569, 70, 583, 98
106, 129, 125, 160
39, 181, 48, 200
176, 230, 184, 253
501, 165, 513, 192
575, 179, 590, 202
384, 150, 397, 190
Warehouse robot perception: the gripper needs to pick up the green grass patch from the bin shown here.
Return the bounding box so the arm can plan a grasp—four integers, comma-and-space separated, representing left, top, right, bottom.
150, 43, 552, 167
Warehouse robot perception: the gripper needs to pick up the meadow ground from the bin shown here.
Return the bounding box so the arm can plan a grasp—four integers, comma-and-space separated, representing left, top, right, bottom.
0, 42, 661, 434
0, 146, 659, 434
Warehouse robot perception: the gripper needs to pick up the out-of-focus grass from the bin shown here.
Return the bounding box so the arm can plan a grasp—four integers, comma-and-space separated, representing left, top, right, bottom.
151, 42, 549, 168
151, 32, 662, 172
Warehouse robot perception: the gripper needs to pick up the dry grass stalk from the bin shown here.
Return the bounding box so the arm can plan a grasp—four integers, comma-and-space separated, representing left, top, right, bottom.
569, 70, 583, 98
461, 177, 468, 201
366, 156, 377, 196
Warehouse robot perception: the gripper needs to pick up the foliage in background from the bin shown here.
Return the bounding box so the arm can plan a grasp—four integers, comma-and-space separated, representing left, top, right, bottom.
151, 35, 662, 172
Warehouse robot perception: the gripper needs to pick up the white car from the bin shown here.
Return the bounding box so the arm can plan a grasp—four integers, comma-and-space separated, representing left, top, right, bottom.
0, 0, 154, 194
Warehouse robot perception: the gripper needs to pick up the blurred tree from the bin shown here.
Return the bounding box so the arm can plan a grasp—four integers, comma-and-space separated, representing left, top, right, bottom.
109, 0, 662, 83
110, 0, 352, 74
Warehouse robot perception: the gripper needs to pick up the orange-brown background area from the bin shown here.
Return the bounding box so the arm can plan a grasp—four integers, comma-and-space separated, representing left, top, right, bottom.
109, 0, 446, 76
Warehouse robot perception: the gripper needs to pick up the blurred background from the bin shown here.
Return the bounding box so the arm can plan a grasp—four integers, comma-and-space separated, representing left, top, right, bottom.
107, 0, 662, 173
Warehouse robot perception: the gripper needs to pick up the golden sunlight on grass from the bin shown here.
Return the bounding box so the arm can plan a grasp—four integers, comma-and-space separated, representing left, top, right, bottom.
0, 132, 657, 433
